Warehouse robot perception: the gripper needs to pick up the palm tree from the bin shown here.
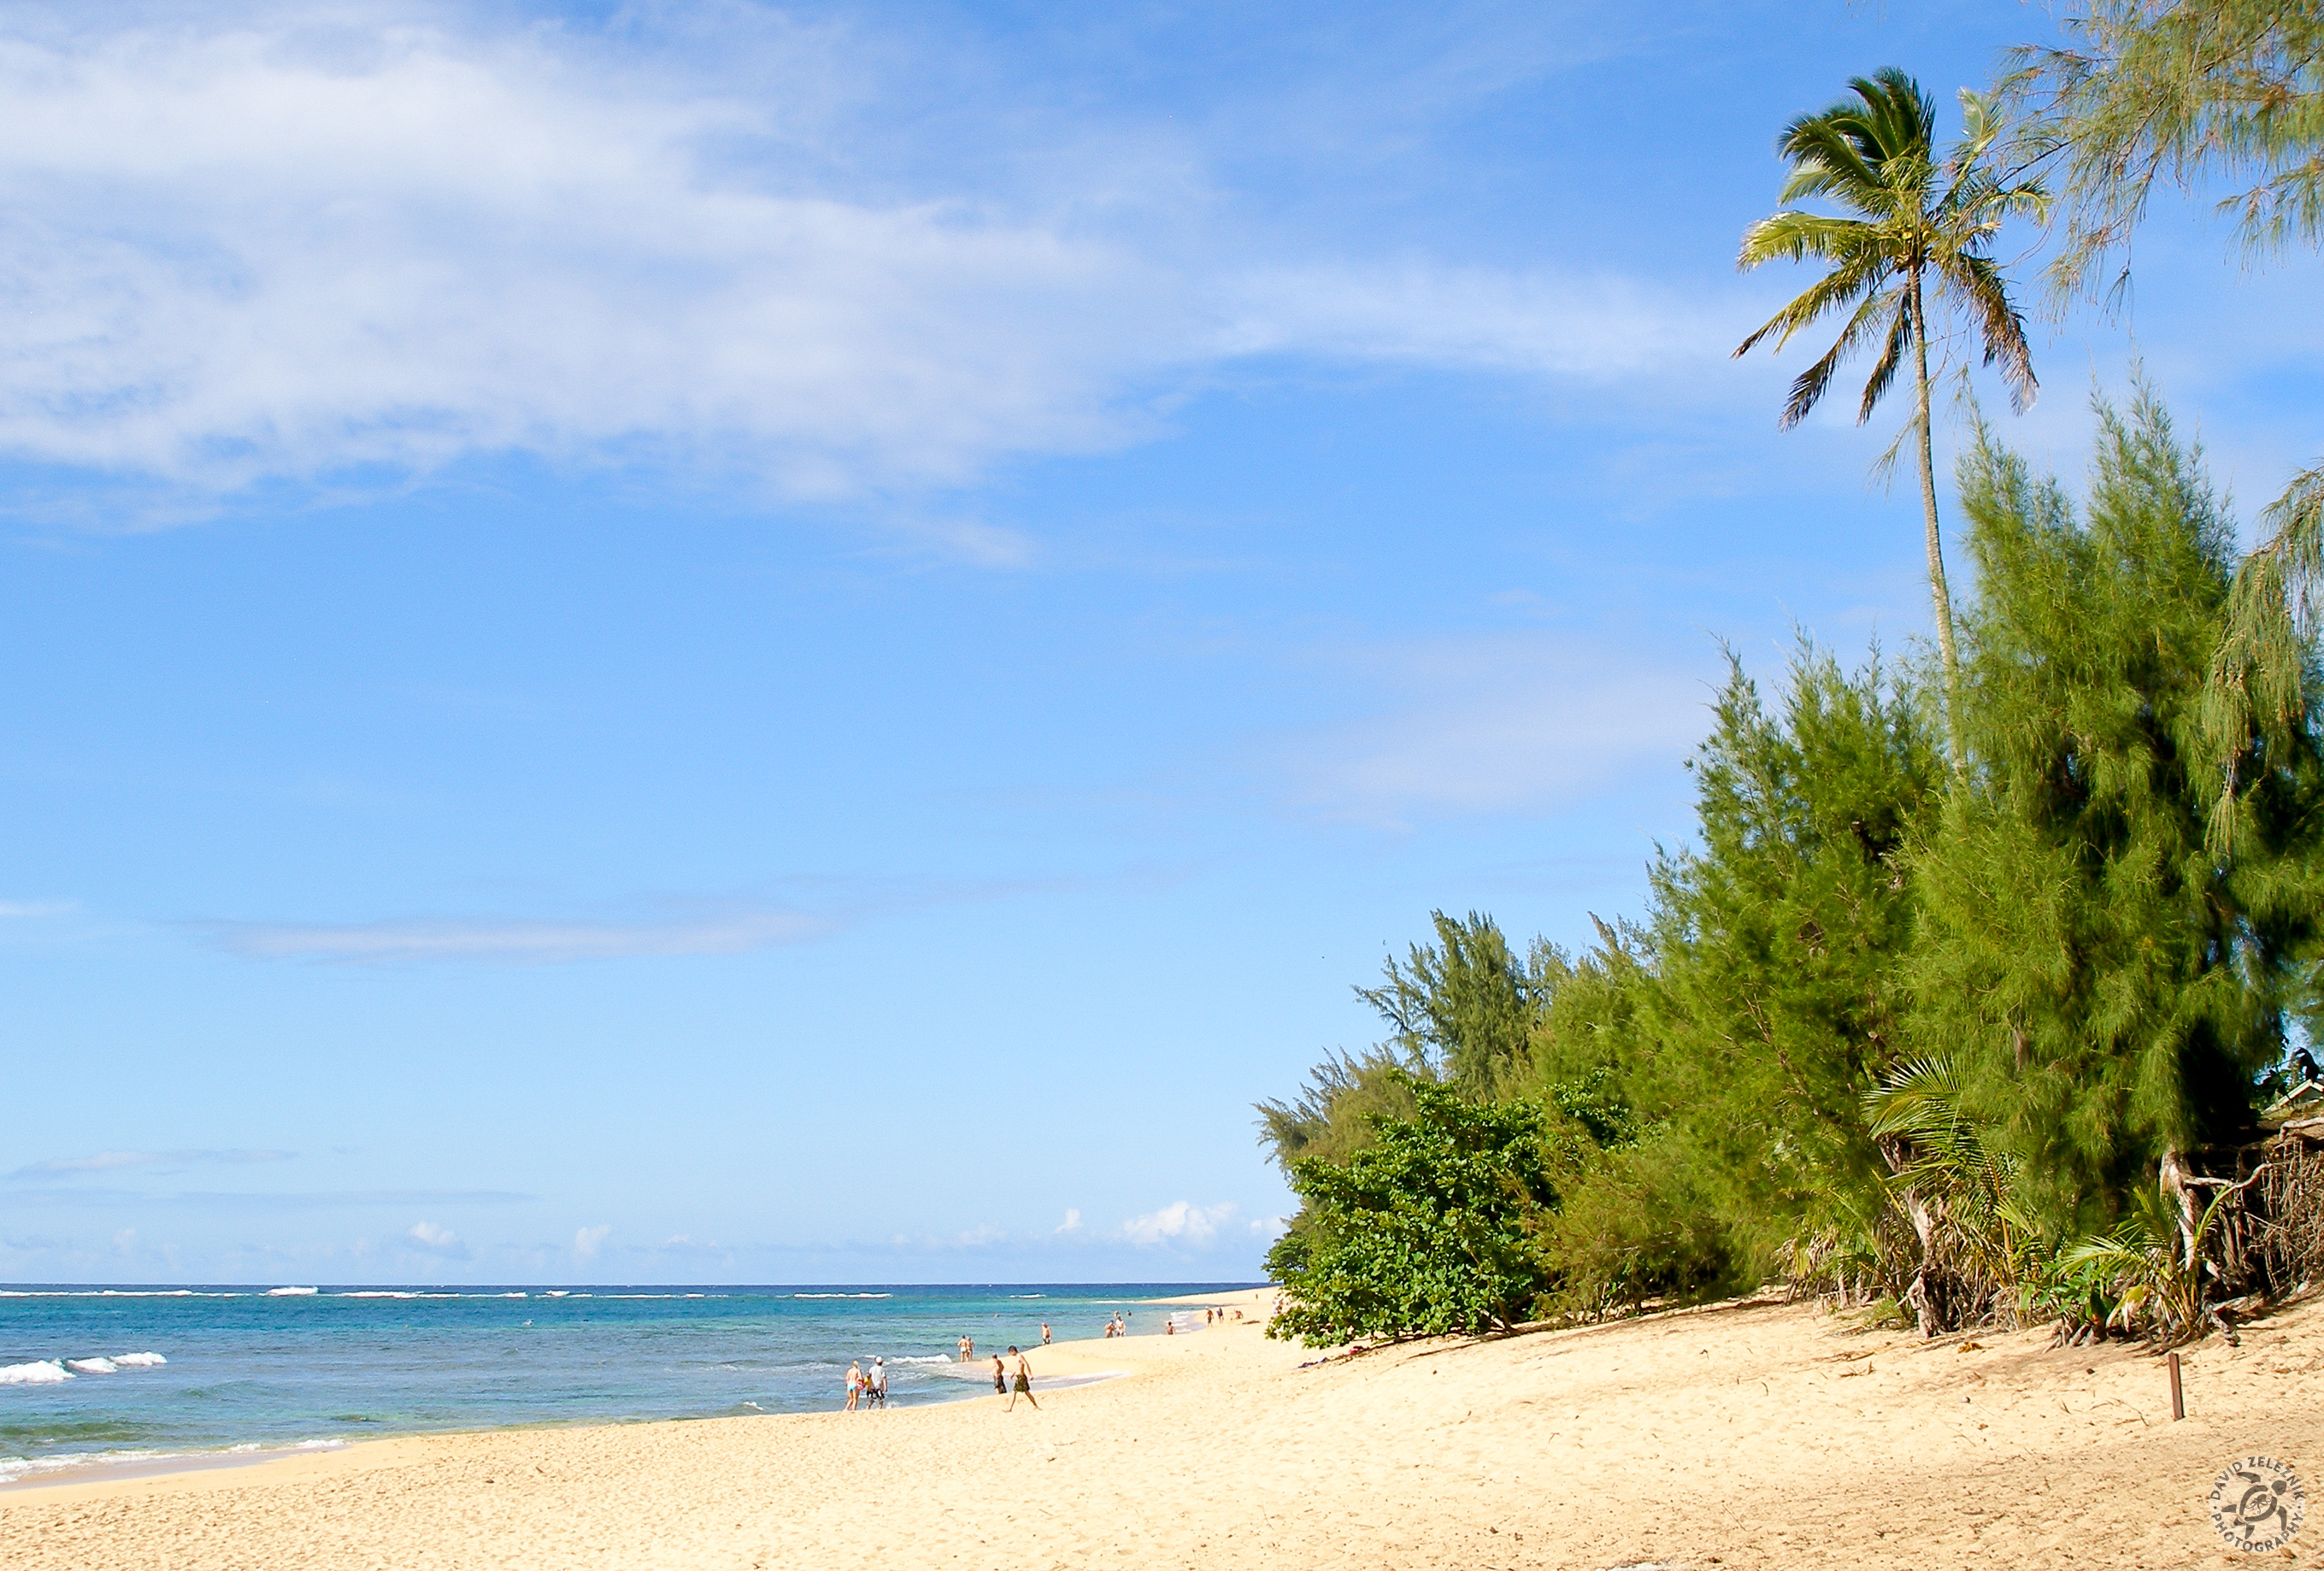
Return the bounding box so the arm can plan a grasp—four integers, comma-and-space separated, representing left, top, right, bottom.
1734, 69, 2045, 766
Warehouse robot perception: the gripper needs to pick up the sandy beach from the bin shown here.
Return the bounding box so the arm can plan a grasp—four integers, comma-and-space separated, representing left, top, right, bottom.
7, 1285, 2320, 1569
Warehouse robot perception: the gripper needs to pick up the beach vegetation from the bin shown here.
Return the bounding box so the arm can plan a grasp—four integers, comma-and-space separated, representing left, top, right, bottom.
1261, 393, 2324, 1346
1263, 1075, 1564, 1342
1734, 67, 2045, 761
1262, 9, 2324, 1350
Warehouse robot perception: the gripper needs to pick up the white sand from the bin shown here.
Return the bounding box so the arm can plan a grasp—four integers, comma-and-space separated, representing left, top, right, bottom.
8, 1285, 2321, 1568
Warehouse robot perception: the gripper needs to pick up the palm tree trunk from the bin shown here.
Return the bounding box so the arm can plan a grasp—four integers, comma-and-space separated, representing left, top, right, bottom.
1909, 272, 1967, 774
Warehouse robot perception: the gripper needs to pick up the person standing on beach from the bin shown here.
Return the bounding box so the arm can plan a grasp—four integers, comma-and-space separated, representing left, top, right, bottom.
958, 1335, 973, 1362
991, 1352, 1007, 1395
1005, 1345, 1038, 1412
1040, 1322, 1050, 1346
869, 1357, 887, 1409
844, 1360, 862, 1412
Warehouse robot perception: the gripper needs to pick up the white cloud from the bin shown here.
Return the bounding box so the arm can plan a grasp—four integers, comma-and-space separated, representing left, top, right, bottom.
10, 1148, 294, 1179
1217, 264, 1721, 381
406, 1220, 467, 1257
198, 908, 826, 964
573, 1224, 610, 1261
1249, 1215, 1289, 1240
1118, 1200, 1236, 1248
1279, 633, 1711, 824
0, 899, 75, 918
0, 20, 1182, 503
1054, 1209, 1082, 1234
0, 13, 1724, 515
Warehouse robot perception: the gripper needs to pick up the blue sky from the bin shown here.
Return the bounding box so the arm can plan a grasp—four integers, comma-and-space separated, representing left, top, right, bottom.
4, 0, 2319, 1284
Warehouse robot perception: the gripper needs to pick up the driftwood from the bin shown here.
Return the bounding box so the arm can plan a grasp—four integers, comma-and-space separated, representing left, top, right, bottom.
2192, 1121, 2324, 1308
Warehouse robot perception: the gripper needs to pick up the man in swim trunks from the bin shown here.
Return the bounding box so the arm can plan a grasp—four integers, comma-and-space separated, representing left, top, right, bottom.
869, 1356, 886, 1409
1005, 1345, 1038, 1411
1040, 1321, 1050, 1345
959, 1335, 973, 1362
991, 1352, 1007, 1395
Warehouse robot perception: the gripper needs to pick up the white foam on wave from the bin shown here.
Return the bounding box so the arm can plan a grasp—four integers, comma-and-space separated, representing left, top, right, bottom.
265, 1286, 318, 1297
544, 1291, 569, 1297
337, 1292, 418, 1299
114, 1353, 167, 1368
792, 1292, 892, 1300
0, 1449, 162, 1485
891, 1355, 954, 1365
0, 1361, 71, 1386
64, 1358, 117, 1375
0, 1439, 346, 1490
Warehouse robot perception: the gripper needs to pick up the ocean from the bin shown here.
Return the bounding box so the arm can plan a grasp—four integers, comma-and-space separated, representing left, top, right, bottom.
0, 1282, 1256, 1486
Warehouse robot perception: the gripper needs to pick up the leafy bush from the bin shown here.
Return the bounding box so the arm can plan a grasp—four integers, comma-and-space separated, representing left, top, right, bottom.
1265, 1076, 1563, 1344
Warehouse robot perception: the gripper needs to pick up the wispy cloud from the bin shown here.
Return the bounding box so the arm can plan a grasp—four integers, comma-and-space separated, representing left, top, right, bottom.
195, 909, 827, 965
573, 1224, 611, 1262
1278, 633, 1711, 825
1118, 1200, 1237, 1247
1217, 264, 1722, 381
4, 1186, 532, 1208
11, 1149, 293, 1180
0, 11, 1728, 517
1054, 1208, 1082, 1235
0, 899, 75, 919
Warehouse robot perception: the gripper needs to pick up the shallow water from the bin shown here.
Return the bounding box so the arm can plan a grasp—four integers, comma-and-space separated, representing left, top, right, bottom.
0, 1282, 1250, 1484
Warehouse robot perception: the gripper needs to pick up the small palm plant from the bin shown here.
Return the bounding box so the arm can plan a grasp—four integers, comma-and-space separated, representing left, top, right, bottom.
2050, 1178, 2255, 1346
1735, 69, 2047, 765
1865, 1054, 2046, 1333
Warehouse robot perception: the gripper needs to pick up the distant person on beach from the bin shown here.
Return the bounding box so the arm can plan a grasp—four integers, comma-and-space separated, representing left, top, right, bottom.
991, 1353, 1007, 1395
959, 1335, 973, 1362
1006, 1345, 1038, 1411
869, 1357, 886, 1409
1040, 1321, 1051, 1345
844, 1360, 862, 1412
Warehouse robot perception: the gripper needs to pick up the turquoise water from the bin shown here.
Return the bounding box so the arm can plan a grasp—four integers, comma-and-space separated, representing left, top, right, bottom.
0, 1282, 1253, 1484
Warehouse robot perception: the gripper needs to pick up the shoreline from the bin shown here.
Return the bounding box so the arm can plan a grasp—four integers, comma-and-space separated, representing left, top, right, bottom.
0, 1288, 1274, 1503
9, 1285, 2319, 1568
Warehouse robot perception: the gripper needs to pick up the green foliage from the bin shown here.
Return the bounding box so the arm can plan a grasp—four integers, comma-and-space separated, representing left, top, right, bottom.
1535, 1136, 1745, 1321
1736, 68, 2044, 429
2003, 0, 2324, 305
1264, 1076, 1565, 1344
1999, 3, 2324, 876
1256, 1049, 1422, 1173
1355, 911, 1548, 1095
1864, 1055, 2046, 1328
1909, 391, 2324, 1234
1735, 67, 2047, 758
1636, 643, 1942, 1247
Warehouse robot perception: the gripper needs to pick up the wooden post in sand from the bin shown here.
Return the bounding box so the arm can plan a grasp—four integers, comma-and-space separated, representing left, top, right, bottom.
2168, 1351, 2184, 1420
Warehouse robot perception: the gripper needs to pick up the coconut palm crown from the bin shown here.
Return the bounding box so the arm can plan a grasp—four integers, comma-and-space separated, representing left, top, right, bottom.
1734, 68, 2047, 765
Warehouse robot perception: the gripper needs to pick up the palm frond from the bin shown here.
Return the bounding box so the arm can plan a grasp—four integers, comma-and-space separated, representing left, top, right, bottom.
1940, 251, 2039, 414
1784, 287, 1904, 429
1855, 291, 1915, 424
1733, 249, 1886, 359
